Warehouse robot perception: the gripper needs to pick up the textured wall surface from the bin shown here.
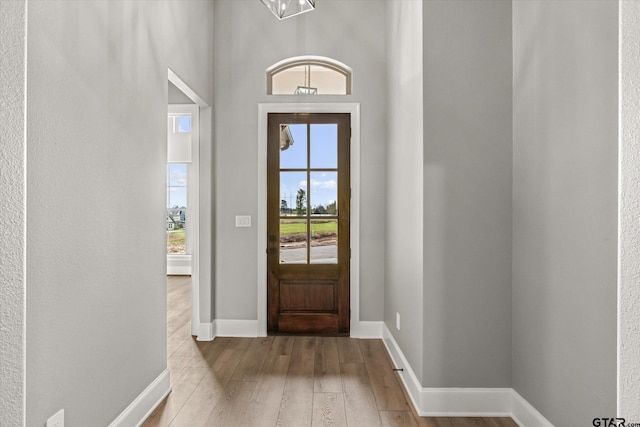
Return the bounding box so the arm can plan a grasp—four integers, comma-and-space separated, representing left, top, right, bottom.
25, 1, 214, 425
422, 0, 512, 387
0, 1, 27, 425
213, 0, 387, 321
385, 0, 424, 380
512, 1, 618, 425
619, 0, 640, 419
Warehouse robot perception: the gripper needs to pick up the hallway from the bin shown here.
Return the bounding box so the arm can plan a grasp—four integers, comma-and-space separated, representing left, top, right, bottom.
143, 277, 518, 427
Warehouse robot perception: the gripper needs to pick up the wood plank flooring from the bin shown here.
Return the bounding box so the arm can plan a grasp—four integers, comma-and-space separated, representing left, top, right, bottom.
144, 276, 518, 427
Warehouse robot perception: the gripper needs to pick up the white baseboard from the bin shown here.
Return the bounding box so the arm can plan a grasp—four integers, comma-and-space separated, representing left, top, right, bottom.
197, 319, 383, 340
196, 319, 261, 341
166, 266, 191, 275
167, 255, 191, 276
351, 320, 383, 338
109, 369, 171, 427
511, 390, 554, 427
215, 319, 259, 337
418, 388, 513, 417
381, 324, 553, 426
197, 321, 214, 341
382, 323, 432, 415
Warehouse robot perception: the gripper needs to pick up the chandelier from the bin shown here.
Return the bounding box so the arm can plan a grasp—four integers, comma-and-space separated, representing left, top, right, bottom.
260, 0, 316, 20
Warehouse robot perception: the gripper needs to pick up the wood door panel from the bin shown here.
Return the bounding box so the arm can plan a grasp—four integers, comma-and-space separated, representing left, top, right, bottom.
278, 314, 340, 334
277, 266, 339, 280
280, 281, 337, 313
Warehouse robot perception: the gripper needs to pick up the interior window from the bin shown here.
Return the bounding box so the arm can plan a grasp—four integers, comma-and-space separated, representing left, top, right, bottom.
267, 56, 352, 95
167, 163, 187, 254
167, 112, 193, 255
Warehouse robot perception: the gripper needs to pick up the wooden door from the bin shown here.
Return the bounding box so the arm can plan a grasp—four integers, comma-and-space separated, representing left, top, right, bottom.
267, 113, 350, 334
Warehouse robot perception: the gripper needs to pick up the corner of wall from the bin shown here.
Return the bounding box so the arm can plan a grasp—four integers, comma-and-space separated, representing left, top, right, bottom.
0, 0, 27, 424
619, 0, 640, 419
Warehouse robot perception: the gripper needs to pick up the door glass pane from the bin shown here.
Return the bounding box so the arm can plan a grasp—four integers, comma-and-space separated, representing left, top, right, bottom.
309, 172, 337, 216
280, 219, 307, 264
310, 124, 337, 169
280, 171, 307, 216
280, 124, 307, 169
310, 219, 338, 264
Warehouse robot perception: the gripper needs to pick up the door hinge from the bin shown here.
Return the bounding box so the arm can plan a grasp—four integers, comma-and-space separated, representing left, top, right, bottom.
349, 309, 351, 320
350, 248, 352, 258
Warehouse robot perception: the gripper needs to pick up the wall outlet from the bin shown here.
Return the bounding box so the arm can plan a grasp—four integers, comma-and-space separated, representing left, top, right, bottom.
46, 409, 64, 427
235, 215, 251, 227
396, 312, 401, 331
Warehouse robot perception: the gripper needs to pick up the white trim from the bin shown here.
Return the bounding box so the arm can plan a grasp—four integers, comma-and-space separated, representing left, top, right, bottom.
196, 320, 260, 340
168, 69, 207, 107
382, 324, 553, 425
257, 103, 361, 337
215, 319, 260, 337
109, 369, 171, 427
266, 55, 353, 75
382, 323, 426, 415
196, 322, 214, 341
511, 391, 554, 427
265, 56, 353, 95
417, 389, 512, 418
350, 320, 383, 339
166, 266, 191, 276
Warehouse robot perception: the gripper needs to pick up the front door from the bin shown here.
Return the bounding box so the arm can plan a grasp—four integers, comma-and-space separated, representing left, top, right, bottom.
267, 113, 350, 334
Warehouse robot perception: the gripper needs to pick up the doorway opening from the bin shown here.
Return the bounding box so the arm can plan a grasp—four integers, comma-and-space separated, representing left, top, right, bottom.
257, 103, 364, 337
167, 104, 198, 276
167, 69, 211, 339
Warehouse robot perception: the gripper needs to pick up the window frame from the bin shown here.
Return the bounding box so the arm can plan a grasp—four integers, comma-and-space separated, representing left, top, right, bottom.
167, 104, 199, 275
266, 56, 353, 95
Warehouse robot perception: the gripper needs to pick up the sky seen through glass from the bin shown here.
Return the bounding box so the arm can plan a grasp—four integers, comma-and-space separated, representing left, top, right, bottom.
279, 124, 338, 212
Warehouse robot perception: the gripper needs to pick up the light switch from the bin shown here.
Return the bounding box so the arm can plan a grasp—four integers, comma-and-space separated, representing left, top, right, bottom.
235, 215, 251, 227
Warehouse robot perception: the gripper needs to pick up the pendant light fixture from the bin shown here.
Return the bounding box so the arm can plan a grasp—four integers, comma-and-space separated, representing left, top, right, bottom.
294, 64, 317, 95
260, 0, 315, 20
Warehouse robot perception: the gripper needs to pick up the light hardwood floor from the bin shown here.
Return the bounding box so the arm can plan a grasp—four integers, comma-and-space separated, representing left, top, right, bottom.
144, 276, 518, 427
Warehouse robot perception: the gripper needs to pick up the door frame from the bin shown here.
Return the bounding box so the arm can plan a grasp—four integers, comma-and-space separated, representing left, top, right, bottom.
168, 68, 211, 338
257, 103, 362, 337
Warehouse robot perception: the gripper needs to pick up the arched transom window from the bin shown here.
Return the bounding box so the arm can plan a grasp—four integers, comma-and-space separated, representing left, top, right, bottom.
267, 56, 352, 95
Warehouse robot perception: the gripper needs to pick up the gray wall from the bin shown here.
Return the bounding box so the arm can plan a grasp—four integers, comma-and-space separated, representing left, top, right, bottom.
0, 0, 27, 424
385, 0, 424, 381
25, 1, 214, 425
512, 1, 618, 425
213, 0, 387, 321
422, 0, 513, 387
